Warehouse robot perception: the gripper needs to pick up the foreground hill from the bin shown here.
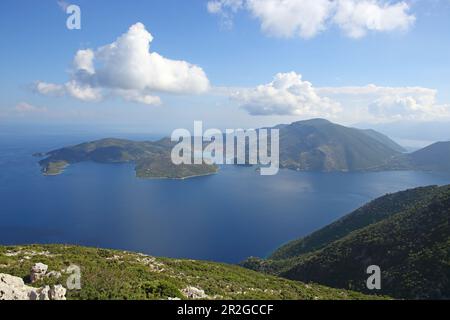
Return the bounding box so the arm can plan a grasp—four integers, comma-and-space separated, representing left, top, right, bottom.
276, 119, 404, 171
36, 138, 218, 179
242, 185, 450, 299
0, 245, 376, 300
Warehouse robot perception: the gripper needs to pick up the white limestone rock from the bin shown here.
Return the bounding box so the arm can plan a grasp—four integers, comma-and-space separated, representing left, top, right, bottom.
0, 273, 30, 300
181, 286, 208, 299
30, 263, 48, 283
50, 284, 67, 300
0, 273, 67, 300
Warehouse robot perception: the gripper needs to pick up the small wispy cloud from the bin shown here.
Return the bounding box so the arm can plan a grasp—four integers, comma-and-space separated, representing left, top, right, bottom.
57, 0, 70, 12
15, 102, 48, 114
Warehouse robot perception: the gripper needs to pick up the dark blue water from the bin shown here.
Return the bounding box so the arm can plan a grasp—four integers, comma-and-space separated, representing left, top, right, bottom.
1, 133, 450, 263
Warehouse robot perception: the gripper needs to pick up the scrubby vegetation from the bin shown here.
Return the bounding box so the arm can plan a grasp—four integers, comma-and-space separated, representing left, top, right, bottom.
0, 245, 378, 300
270, 186, 443, 260
242, 185, 450, 299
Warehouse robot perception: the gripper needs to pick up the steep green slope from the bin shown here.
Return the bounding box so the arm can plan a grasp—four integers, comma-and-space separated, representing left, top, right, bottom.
270, 186, 441, 260
242, 185, 450, 299
0, 245, 377, 300
277, 119, 402, 171
37, 138, 218, 179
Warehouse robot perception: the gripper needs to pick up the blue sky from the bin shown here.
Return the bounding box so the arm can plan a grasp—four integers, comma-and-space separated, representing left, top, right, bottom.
1, 0, 450, 137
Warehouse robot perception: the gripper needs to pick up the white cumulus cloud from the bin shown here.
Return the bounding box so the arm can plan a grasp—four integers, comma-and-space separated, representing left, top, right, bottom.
333, 0, 415, 38
246, 0, 333, 38
35, 23, 210, 105
231, 72, 342, 116
367, 92, 450, 121
207, 0, 415, 38
317, 84, 450, 121
226, 78, 450, 122
64, 81, 102, 102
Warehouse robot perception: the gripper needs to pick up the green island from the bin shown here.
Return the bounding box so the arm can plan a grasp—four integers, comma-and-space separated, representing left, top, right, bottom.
37, 138, 218, 179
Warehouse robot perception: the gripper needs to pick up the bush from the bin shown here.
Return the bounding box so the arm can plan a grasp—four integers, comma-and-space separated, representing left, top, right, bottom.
141, 280, 183, 299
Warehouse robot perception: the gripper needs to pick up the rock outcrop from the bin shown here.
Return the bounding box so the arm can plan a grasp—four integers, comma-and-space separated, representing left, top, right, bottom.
0, 273, 32, 300
181, 286, 208, 299
50, 285, 67, 300
0, 273, 66, 300
0, 263, 67, 300
30, 262, 48, 283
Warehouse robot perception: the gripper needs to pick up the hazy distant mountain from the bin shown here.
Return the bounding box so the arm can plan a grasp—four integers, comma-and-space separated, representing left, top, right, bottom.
378, 141, 450, 172
276, 119, 404, 171
242, 185, 450, 299
361, 121, 450, 144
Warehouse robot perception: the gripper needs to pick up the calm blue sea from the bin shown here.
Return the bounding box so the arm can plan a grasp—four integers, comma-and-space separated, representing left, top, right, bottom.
1, 133, 450, 263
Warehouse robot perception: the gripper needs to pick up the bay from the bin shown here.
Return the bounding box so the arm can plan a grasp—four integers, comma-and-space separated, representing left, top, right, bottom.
1, 133, 449, 263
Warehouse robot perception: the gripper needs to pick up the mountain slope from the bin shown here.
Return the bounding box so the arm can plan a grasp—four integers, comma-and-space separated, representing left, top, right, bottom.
276, 119, 403, 171
0, 245, 377, 300
378, 141, 450, 172
242, 185, 450, 299
270, 186, 441, 260
360, 129, 406, 153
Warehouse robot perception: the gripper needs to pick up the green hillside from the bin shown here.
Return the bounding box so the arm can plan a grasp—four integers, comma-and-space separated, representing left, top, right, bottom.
242, 185, 450, 299
270, 186, 442, 260
0, 245, 377, 300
